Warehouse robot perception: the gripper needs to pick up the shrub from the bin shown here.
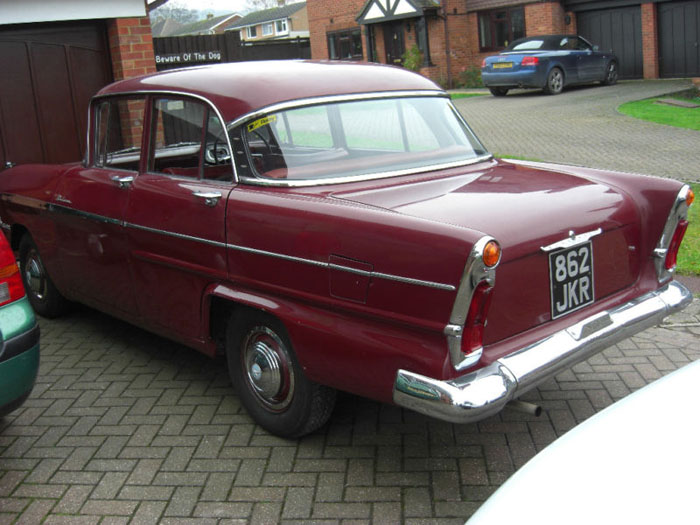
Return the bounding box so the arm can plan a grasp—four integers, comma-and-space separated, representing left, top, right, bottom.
401, 45, 423, 72
458, 66, 483, 88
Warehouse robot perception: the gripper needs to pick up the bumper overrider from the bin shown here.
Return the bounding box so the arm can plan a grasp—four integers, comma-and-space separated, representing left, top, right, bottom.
393, 280, 692, 423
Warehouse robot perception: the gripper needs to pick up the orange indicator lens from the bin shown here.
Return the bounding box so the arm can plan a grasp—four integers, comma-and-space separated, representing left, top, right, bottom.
483, 240, 501, 267
686, 188, 695, 207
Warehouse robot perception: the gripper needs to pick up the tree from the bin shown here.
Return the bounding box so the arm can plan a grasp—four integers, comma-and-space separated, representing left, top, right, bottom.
148, 0, 200, 24
147, 0, 170, 13
246, 0, 287, 9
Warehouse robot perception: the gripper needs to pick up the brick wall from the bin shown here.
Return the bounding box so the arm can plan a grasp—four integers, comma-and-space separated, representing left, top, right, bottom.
308, 0, 368, 60
525, 2, 568, 36
641, 2, 659, 79
107, 17, 157, 81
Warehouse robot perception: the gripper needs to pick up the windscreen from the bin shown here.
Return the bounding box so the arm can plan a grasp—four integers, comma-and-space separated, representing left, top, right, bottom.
231, 96, 489, 183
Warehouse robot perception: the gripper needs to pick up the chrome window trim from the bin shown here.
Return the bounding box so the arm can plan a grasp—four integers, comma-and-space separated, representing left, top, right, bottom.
8, 194, 455, 293
90, 90, 238, 184
229, 92, 493, 188
237, 154, 495, 188
653, 184, 691, 283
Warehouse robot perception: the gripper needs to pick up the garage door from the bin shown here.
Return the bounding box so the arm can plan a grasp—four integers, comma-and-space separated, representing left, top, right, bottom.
659, 0, 700, 77
0, 22, 112, 171
577, 6, 643, 79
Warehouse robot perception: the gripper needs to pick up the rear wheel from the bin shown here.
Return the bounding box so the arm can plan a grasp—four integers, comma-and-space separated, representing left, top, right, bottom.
543, 68, 564, 95
226, 310, 336, 438
18, 235, 69, 318
602, 61, 618, 85
489, 87, 509, 97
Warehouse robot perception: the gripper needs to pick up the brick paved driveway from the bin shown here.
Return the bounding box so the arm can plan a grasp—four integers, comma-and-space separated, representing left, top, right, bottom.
453, 79, 700, 182
2, 82, 700, 524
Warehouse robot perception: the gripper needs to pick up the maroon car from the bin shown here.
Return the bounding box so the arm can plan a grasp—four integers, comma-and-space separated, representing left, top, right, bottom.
0, 61, 693, 437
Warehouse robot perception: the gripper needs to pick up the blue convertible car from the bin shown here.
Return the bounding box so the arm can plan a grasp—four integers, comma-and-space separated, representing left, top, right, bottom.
481, 35, 618, 96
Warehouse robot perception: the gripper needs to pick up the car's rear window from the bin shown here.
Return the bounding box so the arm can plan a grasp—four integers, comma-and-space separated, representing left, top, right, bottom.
510, 39, 545, 51
231, 96, 488, 183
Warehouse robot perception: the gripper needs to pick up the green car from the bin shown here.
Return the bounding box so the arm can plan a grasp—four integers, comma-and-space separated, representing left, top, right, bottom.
0, 232, 39, 417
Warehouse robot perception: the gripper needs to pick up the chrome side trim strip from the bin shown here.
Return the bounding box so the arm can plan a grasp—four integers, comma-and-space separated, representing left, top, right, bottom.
540, 228, 602, 252
393, 280, 692, 424
6, 194, 455, 292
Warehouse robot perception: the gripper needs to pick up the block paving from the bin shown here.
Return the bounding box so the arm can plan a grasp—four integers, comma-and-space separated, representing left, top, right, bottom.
2, 81, 699, 523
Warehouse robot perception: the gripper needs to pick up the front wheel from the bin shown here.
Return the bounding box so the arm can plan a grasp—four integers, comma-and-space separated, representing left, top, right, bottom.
18, 235, 69, 318
543, 68, 564, 95
489, 87, 509, 97
602, 61, 618, 85
226, 311, 336, 438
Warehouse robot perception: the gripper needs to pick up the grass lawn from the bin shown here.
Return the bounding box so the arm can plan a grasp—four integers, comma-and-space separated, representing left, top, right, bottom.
618, 95, 700, 131
450, 93, 487, 100
677, 183, 699, 276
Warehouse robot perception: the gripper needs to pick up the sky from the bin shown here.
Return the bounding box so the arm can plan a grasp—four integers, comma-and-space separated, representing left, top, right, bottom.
158, 0, 292, 16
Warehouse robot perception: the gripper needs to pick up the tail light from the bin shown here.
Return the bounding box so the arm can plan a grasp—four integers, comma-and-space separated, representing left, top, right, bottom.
653, 185, 693, 282
0, 236, 25, 307
481, 58, 487, 68
462, 281, 495, 355
664, 220, 688, 270
521, 56, 539, 66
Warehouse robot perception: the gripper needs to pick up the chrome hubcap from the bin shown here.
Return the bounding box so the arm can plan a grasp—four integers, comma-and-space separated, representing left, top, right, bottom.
25, 250, 47, 300
242, 327, 294, 411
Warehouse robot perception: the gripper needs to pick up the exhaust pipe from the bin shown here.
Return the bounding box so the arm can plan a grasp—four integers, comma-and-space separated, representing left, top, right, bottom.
506, 399, 542, 417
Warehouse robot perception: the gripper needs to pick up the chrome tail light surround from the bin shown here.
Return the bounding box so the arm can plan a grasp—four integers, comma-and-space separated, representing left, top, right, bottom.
653, 185, 692, 283
445, 236, 500, 371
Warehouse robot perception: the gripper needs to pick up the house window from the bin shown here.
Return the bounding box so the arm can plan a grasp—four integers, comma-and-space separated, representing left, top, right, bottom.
275, 19, 288, 34
262, 23, 273, 36
246, 26, 257, 38
478, 7, 525, 51
327, 29, 363, 60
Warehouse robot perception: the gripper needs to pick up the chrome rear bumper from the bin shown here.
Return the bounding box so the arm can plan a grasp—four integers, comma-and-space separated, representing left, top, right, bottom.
393, 281, 692, 424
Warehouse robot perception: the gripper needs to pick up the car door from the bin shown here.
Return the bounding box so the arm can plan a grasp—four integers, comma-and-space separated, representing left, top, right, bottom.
51, 96, 146, 315
575, 37, 603, 81
125, 95, 234, 344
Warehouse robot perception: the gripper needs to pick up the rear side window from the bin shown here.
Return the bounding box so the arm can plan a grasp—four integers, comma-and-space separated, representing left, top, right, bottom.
148, 97, 233, 182
94, 97, 146, 171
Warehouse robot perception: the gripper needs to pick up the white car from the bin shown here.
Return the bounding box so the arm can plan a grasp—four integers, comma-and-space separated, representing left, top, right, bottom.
467, 358, 700, 525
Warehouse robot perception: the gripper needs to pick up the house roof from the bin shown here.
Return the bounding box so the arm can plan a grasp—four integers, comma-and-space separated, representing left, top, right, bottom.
225, 2, 306, 30
356, 0, 439, 25
151, 17, 184, 38
168, 13, 240, 36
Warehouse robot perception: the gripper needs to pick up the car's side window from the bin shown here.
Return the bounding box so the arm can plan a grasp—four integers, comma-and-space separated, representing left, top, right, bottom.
576, 38, 592, 51
149, 97, 205, 178
94, 97, 146, 171
203, 112, 233, 182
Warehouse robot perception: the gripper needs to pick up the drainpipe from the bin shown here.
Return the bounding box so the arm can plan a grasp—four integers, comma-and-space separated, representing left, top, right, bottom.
442, 0, 452, 88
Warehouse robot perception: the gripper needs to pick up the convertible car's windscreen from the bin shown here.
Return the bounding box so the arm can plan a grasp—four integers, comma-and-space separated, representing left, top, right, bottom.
232, 96, 488, 182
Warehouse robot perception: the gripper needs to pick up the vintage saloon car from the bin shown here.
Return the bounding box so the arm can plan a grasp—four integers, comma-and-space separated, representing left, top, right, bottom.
0, 61, 693, 437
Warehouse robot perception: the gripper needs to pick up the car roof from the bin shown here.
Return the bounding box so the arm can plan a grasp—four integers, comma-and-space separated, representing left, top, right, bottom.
507, 34, 581, 50
96, 60, 443, 123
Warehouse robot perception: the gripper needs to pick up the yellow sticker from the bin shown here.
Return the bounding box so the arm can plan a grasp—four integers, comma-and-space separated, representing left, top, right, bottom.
247, 115, 277, 132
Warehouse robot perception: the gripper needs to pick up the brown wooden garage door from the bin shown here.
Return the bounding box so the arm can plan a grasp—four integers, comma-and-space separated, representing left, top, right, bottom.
577, 6, 643, 79
0, 22, 112, 172
659, 0, 700, 78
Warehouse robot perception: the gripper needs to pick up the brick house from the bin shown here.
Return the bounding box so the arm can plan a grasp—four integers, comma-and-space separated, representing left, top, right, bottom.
307, 0, 700, 86
226, 2, 309, 41
0, 0, 157, 170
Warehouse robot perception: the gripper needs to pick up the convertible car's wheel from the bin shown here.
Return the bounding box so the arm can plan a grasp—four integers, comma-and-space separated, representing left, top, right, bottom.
226, 311, 336, 438
18, 235, 69, 318
489, 87, 509, 97
543, 68, 564, 95
602, 61, 618, 86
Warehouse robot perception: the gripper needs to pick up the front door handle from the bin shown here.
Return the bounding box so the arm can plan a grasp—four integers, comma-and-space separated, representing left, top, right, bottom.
110, 175, 134, 189
193, 191, 222, 207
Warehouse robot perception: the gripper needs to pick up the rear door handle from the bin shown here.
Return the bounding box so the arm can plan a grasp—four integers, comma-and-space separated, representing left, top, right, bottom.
193, 191, 222, 207
110, 175, 134, 189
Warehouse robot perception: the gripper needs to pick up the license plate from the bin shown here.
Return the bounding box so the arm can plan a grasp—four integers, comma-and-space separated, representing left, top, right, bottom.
492, 62, 513, 69
549, 241, 595, 319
